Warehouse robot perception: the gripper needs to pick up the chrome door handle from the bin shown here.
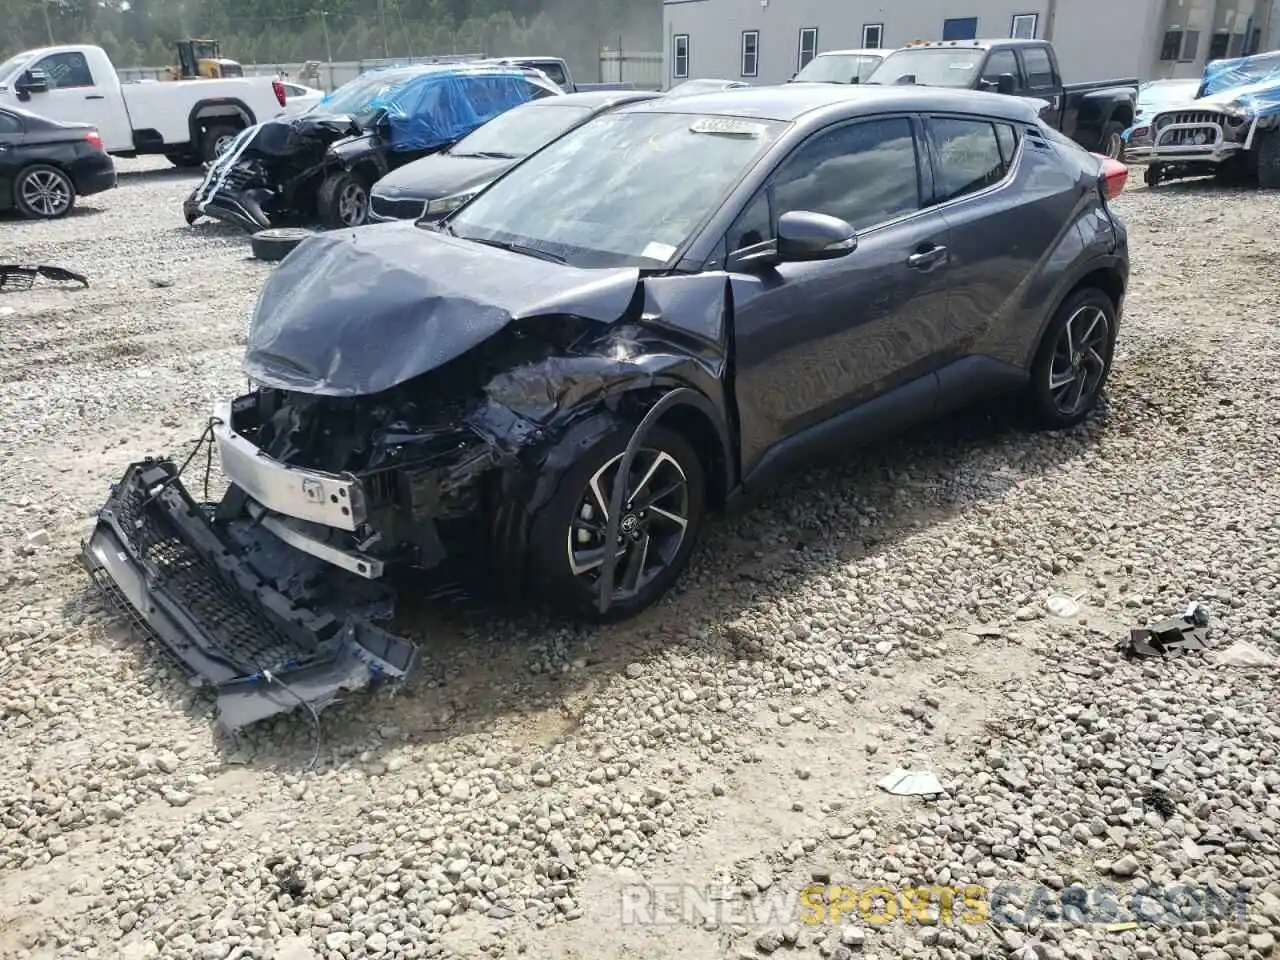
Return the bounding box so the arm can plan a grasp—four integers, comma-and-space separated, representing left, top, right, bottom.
907, 245, 948, 268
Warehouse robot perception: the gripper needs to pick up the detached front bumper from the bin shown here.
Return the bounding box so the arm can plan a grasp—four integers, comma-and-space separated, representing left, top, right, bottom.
183, 188, 274, 232
83, 459, 419, 734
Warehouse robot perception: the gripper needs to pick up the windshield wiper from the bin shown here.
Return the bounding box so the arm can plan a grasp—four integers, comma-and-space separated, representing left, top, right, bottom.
465, 236, 566, 263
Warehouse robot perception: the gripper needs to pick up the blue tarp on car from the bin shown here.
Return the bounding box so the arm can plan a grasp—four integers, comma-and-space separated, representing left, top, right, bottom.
1197, 51, 1280, 119
318, 64, 562, 152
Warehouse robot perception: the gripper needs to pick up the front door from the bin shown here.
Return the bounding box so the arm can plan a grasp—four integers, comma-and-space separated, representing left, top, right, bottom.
0, 108, 24, 209
23, 51, 133, 152
725, 115, 953, 475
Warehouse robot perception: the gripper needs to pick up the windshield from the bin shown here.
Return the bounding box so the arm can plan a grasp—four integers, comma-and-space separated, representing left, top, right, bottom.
313, 70, 417, 123
867, 48, 983, 87
794, 54, 884, 84
445, 110, 785, 268
449, 102, 593, 159
0, 53, 33, 84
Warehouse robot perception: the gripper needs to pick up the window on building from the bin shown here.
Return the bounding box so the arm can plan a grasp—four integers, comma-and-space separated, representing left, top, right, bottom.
862, 23, 884, 49
1021, 46, 1056, 88
1180, 29, 1200, 62
1208, 31, 1229, 61
741, 30, 759, 77
798, 28, 818, 70
1245, 27, 1262, 56
1160, 30, 1183, 61
673, 34, 689, 79
1228, 32, 1244, 57
981, 49, 1023, 90
1010, 13, 1038, 39
31, 51, 94, 89
942, 17, 979, 41
928, 117, 1010, 204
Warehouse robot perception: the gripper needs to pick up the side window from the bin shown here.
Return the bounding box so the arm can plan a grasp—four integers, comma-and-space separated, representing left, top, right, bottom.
772, 117, 920, 232
981, 49, 1022, 90
726, 190, 772, 254
33, 52, 94, 89
929, 117, 1009, 203
1021, 47, 1055, 88
995, 122, 1018, 164
0, 111, 22, 134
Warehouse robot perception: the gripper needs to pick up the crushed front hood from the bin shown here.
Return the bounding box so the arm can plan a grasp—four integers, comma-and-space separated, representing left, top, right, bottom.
244, 221, 641, 396
83, 459, 418, 734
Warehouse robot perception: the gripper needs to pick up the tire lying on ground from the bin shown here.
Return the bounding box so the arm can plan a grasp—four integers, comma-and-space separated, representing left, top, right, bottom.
249, 228, 315, 262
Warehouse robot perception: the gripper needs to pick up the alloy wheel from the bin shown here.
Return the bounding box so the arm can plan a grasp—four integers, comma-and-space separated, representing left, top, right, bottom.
1105, 132, 1124, 159
213, 133, 236, 156
566, 447, 690, 601
20, 169, 71, 217
337, 182, 368, 226
1048, 304, 1111, 417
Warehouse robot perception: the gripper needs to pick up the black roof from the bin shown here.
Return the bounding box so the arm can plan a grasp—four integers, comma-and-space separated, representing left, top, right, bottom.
622, 83, 1043, 124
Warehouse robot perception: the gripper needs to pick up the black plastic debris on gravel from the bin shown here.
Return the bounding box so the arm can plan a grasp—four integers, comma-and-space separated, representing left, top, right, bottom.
1119, 602, 1211, 659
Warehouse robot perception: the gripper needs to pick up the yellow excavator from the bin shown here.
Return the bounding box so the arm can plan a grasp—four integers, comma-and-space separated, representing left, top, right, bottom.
165, 39, 244, 80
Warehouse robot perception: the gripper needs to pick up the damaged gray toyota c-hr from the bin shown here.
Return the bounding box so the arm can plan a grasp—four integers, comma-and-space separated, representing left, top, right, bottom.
85, 84, 1129, 733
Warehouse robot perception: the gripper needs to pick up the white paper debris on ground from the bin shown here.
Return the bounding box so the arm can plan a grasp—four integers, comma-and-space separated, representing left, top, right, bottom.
877, 768, 946, 796
1215, 640, 1279, 668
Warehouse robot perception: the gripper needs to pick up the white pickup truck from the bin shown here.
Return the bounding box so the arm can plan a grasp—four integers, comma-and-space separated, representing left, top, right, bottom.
0, 44, 289, 167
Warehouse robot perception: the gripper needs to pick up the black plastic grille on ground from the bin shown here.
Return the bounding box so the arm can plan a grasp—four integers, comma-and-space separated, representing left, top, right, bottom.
108, 467, 320, 677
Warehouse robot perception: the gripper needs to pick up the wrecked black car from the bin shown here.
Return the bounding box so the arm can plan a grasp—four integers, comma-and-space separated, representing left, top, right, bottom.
183, 63, 560, 231
89, 86, 1128, 733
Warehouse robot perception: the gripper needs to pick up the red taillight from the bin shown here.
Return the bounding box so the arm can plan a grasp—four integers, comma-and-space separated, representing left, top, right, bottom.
1090, 153, 1128, 200
272, 79, 286, 107
85, 129, 103, 149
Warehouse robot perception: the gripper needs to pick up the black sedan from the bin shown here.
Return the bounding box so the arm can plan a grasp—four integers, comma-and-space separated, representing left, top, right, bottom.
368, 89, 660, 222
0, 105, 116, 219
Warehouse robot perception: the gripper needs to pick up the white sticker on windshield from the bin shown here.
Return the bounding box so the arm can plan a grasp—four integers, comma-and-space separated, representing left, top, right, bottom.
689, 117, 767, 137
642, 241, 677, 261
949, 62, 976, 70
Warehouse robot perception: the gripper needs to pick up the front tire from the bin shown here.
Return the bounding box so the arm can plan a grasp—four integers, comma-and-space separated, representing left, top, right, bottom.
317, 171, 369, 228
14, 164, 76, 219
1257, 129, 1280, 189
1024, 287, 1117, 430
526, 422, 707, 621
166, 152, 204, 169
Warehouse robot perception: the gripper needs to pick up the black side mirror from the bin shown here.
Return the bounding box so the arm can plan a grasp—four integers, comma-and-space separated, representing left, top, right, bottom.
997, 73, 1016, 95
777, 210, 856, 262
15, 69, 50, 101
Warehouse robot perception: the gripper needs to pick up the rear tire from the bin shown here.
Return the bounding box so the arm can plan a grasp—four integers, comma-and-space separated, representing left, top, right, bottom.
199, 123, 241, 164
250, 227, 315, 262
13, 164, 76, 219
1257, 129, 1280, 189
526, 422, 706, 621
1143, 163, 1162, 188
1023, 287, 1117, 431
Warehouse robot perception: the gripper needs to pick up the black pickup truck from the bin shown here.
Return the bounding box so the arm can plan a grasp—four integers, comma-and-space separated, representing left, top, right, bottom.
867, 39, 1137, 158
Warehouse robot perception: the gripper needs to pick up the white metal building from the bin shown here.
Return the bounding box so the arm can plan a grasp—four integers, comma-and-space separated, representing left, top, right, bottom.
662, 0, 1273, 87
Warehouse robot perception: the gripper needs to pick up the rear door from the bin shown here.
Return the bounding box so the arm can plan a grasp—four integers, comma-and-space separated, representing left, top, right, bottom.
723, 115, 953, 473
1018, 45, 1065, 129
923, 113, 1078, 401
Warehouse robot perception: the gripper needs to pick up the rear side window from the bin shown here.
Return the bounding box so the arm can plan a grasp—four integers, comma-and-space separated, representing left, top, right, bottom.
928, 117, 1010, 202
995, 122, 1018, 163
772, 117, 921, 231
0, 110, 21, 134
1021, 47, 1056, 87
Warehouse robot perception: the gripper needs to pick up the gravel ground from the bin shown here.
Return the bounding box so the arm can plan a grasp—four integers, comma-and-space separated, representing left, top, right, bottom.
2, 158, 1279, 960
